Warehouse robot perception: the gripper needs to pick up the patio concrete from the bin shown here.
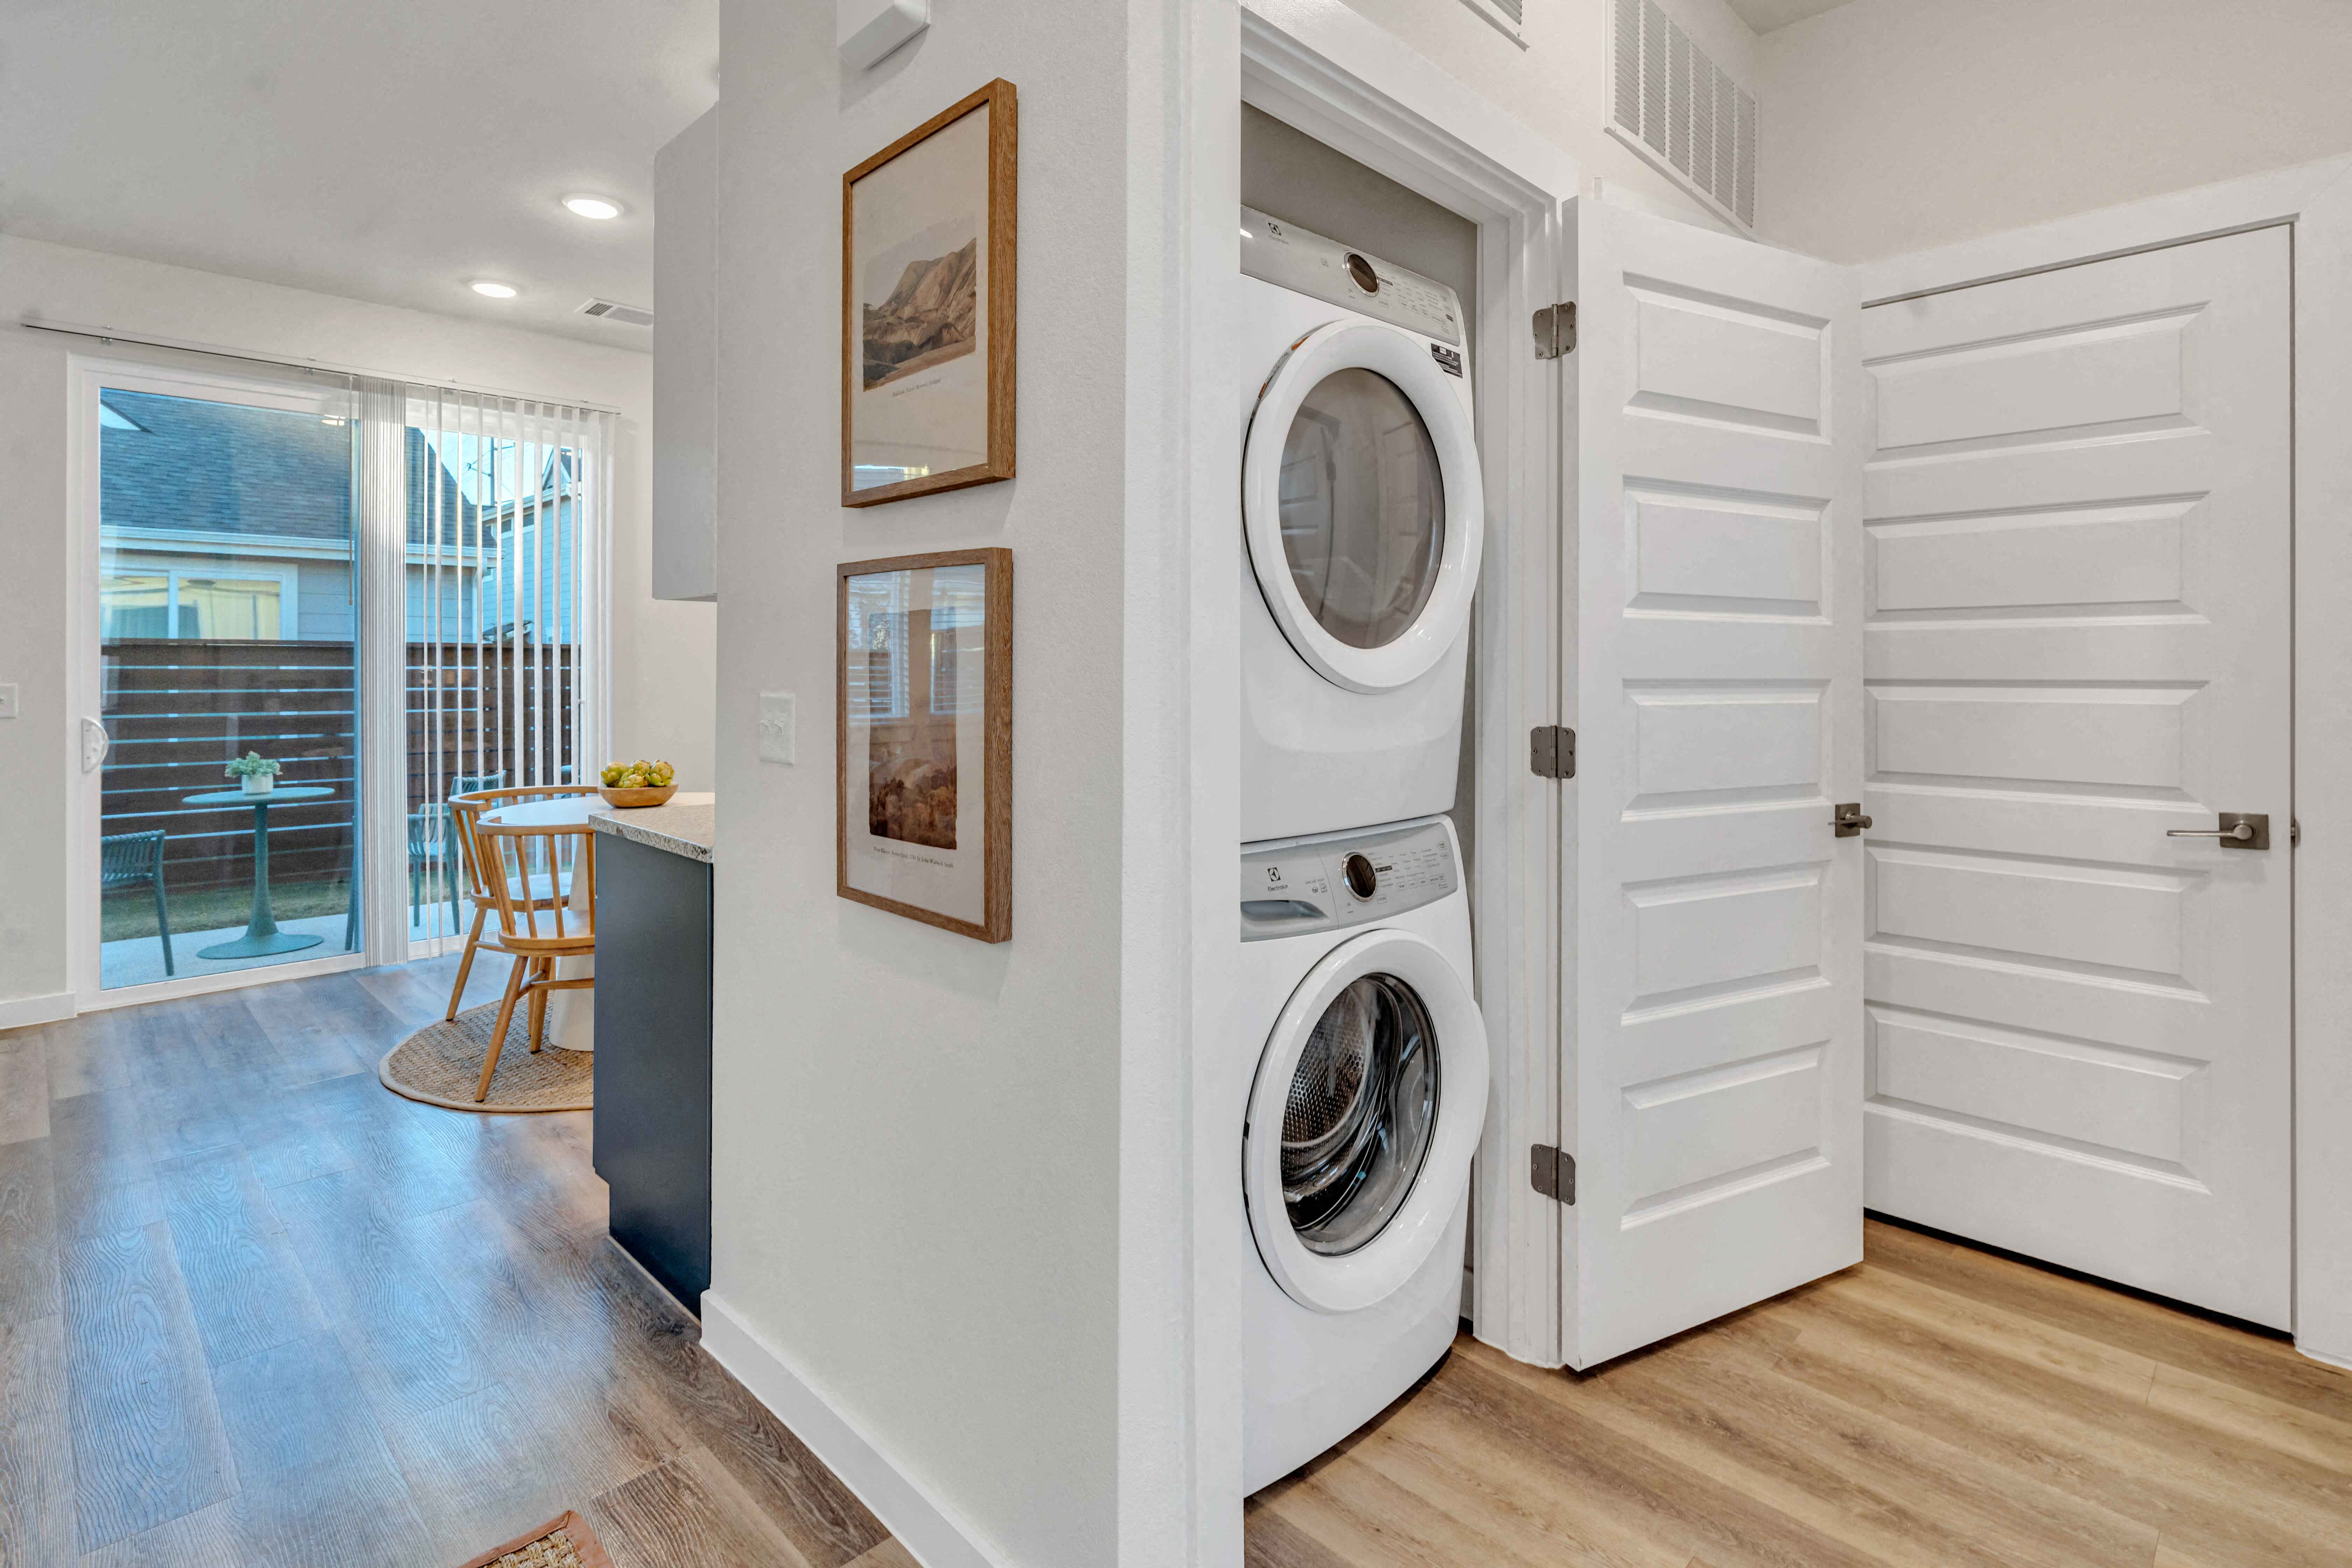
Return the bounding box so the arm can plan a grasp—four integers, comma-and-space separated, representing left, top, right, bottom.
100, 900, 477, 991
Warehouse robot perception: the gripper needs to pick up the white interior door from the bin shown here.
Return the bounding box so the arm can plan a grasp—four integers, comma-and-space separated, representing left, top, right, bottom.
1563, 198, 1865, 1368
1859, 228, 2294, 1329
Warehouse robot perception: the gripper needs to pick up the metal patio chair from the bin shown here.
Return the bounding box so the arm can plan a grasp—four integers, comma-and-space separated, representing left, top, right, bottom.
100, 828, 174, 977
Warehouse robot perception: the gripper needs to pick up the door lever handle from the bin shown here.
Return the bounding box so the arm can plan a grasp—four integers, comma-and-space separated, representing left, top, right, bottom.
2166, 812, 2269, 849
1833, 803, 1871, 838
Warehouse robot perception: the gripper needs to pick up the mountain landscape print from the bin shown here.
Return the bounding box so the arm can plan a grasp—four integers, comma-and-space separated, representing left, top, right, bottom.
863, 237, 978, 390
843, 82, 1011, 509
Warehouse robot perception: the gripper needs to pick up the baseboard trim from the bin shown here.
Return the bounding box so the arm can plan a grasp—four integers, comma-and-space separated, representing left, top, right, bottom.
2297, 1339, 2352, 1372
699, 1290, 1012, 1568
0, 992, 74, 1032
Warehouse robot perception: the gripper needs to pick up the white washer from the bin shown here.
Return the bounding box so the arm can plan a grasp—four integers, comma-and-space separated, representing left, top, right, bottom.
1238, 206, 1484, 844
1233, 816, 1489, 1491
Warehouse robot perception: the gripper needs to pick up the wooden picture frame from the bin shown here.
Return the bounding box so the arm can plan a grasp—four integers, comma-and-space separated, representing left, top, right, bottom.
836, 548, 1013, 941
841, 79, 1017, 507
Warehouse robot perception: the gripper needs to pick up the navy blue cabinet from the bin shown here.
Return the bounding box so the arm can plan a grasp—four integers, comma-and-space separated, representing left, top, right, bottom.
591, 833, 713, 1310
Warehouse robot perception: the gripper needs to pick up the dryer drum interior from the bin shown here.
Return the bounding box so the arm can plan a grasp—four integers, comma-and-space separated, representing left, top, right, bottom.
1281, 973, 1442, 1255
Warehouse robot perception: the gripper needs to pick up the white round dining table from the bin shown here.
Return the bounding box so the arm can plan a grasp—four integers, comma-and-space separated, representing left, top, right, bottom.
476, 794, 602, 1053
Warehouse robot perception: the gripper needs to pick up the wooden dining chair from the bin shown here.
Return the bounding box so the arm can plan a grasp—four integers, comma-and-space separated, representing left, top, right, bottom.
468, 818, 598, 1101
442, 783, 592, 1021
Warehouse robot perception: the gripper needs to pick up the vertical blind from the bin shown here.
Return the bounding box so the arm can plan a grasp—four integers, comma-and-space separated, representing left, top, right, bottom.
362, 385, 614, 953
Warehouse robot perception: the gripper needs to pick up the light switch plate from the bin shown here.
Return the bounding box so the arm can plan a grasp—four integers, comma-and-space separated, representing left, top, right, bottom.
758, 692, 796, 765
0, 684, 16, 720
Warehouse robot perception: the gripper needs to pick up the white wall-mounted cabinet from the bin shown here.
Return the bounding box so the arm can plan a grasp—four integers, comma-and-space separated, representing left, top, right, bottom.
653, 106, 718, 603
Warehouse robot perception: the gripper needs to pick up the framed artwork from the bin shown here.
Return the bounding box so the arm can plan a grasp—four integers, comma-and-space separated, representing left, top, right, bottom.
836, 548, 1013, 941
841, 78, 1017, 507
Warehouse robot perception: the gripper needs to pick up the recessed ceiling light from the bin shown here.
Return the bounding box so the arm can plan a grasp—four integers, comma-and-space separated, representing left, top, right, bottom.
562, 194, 624, 221
470, 280, 518, 298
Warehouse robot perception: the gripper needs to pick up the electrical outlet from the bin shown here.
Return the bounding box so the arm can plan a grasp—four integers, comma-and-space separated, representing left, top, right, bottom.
758, 691, 796, 765
0, 684, 17, 720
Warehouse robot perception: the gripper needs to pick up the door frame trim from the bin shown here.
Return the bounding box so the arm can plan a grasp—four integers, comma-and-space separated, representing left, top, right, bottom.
1855, 151, 2352, 1367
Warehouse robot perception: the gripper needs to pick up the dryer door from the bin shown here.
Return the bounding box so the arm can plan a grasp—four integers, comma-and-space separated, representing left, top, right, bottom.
1243, 321, 1484, 694
1246, 927, 1489, 1314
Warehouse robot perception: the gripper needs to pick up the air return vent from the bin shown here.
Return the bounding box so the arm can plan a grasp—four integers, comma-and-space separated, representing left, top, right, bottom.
1610, 0, 1755, 229
1457, 0, 1525, 42
578, 298, 654, 327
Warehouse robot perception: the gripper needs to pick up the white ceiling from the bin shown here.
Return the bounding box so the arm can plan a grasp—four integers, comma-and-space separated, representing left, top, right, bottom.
1725, 0, 1857, 33
0, 0, 717, 347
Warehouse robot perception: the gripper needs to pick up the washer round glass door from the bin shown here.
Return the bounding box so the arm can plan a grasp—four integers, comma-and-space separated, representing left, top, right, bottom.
1243, 321, 1483, 695
1246, 928, 1489, 1315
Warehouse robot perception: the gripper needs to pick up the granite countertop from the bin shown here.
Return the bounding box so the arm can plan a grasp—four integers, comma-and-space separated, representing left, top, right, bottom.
589, 792, 715, 863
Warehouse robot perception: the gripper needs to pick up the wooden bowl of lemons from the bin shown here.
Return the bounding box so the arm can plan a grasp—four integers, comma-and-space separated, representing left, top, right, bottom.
597, 758, 678, 808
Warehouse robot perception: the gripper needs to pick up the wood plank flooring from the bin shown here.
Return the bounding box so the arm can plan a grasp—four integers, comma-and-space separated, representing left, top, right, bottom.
7, 960, 2349, 1566
1250, 1220, 2352, 1567
0, 958, 894, 1568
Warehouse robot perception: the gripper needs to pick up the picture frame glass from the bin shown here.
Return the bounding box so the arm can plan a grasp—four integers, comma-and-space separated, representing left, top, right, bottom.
848, 102, 991, 494
842, 561, 991, 924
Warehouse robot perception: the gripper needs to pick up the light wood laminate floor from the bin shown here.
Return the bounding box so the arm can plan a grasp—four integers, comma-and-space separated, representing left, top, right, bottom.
1250, 1220, 2352, 1567
6, 961, 2348, 1566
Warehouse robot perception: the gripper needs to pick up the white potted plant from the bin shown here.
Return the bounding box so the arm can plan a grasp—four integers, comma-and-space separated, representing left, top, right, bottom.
225, 751, 282, 796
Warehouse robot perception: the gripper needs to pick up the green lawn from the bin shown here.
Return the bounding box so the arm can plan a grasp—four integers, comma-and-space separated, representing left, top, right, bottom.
103, 877, 354, 942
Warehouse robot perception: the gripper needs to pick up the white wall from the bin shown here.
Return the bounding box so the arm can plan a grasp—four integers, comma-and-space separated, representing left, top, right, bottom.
709, 1, 1157, 1562
1334, 0, 1759, 231
0, 233, 713, 1015
1755, 0, 2352, 262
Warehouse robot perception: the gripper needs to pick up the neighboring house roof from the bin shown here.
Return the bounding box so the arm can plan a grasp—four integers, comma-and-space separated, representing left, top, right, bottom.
99, 388, 484, 547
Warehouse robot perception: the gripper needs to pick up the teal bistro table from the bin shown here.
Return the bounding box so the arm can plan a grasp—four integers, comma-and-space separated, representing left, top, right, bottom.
180, 786, 338, 959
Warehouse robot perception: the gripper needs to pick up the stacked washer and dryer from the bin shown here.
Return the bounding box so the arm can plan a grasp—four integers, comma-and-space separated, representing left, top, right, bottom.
1230, 206, 1493, 1491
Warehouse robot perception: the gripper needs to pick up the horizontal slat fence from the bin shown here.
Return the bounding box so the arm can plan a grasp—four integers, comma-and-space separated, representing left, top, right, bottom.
102, 638, 575, 891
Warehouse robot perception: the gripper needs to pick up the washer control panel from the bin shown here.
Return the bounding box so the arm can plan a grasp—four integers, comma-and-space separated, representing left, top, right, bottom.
1240, 205, 1464, 348
1240, 817, 1460, 941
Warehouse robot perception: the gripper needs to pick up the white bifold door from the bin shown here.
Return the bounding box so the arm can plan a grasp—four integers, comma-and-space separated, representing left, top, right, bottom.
1562, 197, 1866, 1368
1558, 205, 2293, 1362
1858, 230, 2294, 1330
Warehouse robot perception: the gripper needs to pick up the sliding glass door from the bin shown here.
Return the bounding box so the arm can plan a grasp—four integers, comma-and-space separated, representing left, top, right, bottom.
89, 369, 361, 990
73, 356, 611, 1004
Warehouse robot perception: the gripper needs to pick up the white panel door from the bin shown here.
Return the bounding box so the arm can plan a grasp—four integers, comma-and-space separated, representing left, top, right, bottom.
1565, 198, 1865, 1368
1860, 228, 2293, 1328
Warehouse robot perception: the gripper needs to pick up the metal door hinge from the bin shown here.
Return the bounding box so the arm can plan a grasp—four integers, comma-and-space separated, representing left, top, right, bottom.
1531, 725, 1576, 779
1833, 802, 1871, 838
1533, 301, 1577, 359
1531, 1144, 1576, 1205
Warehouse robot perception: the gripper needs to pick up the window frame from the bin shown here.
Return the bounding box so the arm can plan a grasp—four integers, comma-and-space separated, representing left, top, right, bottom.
100, 563, 300, 641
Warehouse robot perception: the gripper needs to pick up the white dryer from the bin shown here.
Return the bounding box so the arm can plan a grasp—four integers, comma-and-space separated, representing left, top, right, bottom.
1233, 815, 1489, 1491
1238, 207, 1484, 843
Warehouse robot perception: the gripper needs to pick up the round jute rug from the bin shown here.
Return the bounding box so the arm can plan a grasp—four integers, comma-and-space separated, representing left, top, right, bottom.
378, 1001, 593, 1113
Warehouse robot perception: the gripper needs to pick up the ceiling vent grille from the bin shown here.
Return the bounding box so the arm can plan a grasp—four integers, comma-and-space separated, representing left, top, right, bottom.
1610, 0, 1755, 229
578, 298, 654, 328
1457, 0, 1526, 42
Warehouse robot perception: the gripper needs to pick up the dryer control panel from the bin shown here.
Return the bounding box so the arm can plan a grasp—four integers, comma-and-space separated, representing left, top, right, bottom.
1240, 817, 1460, 941
1240, 205, 1464, 348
